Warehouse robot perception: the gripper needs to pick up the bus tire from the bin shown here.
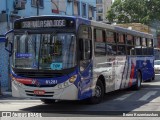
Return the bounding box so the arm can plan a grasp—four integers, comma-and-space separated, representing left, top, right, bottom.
132, 72, 142, 90
40, 99, 56, 104
88, 80, 104, 104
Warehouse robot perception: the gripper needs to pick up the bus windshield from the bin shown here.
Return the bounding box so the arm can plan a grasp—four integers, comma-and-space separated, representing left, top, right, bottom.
13, 33, 77, 70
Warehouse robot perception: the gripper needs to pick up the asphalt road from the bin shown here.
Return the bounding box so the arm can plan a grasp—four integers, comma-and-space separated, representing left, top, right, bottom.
1, 75, 160, 119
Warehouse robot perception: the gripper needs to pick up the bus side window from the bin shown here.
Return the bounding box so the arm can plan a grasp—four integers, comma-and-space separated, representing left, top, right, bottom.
78, 25, 92, 72
148, 39, 153, 47
126, 34, 134, 45
117, 45, 126, 55
117, 33, 126, 55
106, 31, 117, 55
126, 34, 134, 55
79, 39, 91, 60
135, 37, 142, 55
142, 37, 148, 55
147, 38, 154, 55
127, 46, 134, 55
94, 29, 106, 56
106, 44, 117, 55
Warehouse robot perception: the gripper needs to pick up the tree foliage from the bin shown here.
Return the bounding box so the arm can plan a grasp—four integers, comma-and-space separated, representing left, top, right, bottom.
106, 0, 160, 25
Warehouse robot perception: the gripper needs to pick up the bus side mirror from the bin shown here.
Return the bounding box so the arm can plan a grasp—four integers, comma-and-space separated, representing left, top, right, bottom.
5, 32, 13, 57
5, 42, 13, 57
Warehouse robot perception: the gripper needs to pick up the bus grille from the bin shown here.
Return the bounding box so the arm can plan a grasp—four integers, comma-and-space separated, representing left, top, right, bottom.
25, 90, 54, 97
24, 84, 57, 87
14, 71, 62, 78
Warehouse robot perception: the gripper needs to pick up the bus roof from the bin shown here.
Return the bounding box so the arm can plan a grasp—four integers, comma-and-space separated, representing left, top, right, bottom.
14, 15, 153, 38
15, 15, 77, 22
114, 26, 153, 38
91, 20, 153, 39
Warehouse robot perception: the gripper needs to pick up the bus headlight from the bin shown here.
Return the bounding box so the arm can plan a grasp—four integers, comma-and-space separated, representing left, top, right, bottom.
58, 81, 70, 89
69, 75, 77, 83
57, 75, 77, 89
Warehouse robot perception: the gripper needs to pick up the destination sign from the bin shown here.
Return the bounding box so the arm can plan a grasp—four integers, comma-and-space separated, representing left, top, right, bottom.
22, 20, 66, 28
14, 17, 75, 29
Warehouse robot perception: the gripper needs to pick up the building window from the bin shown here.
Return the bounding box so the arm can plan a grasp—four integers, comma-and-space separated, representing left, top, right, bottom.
74, 1, 80, 16
31, 0, 44, 8
97, 15, 102, 21
89, 5, 94, 19
82, 3, 86, 17
96, 0, 102, 4
97, 6, 103, 13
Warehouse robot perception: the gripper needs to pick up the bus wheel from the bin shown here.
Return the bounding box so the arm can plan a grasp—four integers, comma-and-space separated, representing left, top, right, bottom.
88, 80, 104, 104
40, 99, 56, 104
132, 72, 142, 90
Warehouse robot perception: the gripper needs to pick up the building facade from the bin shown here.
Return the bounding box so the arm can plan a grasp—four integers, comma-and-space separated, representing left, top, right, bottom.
0, 0, 96, 90
51, 0, 96, 20
0, 35, 9, 91
0, 0, 96, 35
96, 0, 113, 22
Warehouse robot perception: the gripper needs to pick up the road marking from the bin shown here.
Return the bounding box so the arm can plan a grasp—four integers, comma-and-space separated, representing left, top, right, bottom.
142, 87, 160, 90
10, 102, 42, 105
114, 92, 135, 101
139, 91, 157, 101
151, 97, 160, 102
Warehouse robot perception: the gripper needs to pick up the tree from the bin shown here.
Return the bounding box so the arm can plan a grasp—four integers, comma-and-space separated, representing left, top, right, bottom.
106, 0, 160, 25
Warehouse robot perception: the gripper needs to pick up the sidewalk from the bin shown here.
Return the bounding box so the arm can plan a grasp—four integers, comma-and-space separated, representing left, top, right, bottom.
0, 86, 15, 99
0, 88, 37, 100
0, 88, 12, 99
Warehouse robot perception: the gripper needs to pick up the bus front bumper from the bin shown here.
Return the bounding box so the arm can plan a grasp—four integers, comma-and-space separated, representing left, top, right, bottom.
12, 81, 79, 100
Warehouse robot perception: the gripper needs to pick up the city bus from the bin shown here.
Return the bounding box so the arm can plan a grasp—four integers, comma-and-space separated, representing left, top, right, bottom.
5, 15, 154, 104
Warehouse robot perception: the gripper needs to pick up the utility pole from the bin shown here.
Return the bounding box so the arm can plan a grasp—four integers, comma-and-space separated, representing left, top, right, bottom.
36, 0, 39, 16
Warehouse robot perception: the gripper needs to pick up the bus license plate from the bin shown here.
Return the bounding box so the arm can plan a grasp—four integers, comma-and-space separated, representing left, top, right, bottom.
34, 90, 45, 95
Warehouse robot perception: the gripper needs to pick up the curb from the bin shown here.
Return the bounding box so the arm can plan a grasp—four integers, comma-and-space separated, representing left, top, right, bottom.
3, 92, 12, 96
0, 92, 12, 99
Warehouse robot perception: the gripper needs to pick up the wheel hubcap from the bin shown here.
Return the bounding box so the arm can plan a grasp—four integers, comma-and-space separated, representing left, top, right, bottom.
95, 86, 101, 97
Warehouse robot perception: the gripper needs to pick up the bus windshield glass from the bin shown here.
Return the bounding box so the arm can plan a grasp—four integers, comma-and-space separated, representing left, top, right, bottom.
13, 33, 77, 70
